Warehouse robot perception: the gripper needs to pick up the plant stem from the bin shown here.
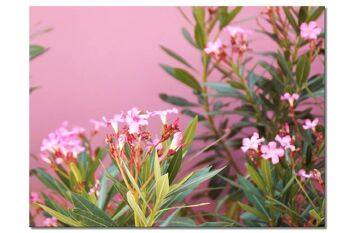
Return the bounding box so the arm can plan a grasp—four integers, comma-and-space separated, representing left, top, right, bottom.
201, 54, 242, 175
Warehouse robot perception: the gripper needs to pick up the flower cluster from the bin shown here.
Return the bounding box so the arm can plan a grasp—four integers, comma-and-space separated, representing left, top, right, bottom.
281, 92, 299, 107
300, 21, 321, 41
40, 122, 85, 165
297, 168, 323, 185
102, 108, 182, 168
303, 118, 319, 131
241, 128, 297, 165
204, 26, 251, 60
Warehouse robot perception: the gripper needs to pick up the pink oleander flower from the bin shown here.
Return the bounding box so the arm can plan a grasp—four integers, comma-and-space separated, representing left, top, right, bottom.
103, 113, 124, 133
225, 26, 251, 55
151, 108, 178, 125
125, 107, 150, 134
300, 21, 321, 41
303, 118, 319, 130
275, 134, 296, 151
280, 92, 299, 107
90, 119, 107, 131
297, 169, 314, 182
241, 132, 265, 152
260, 141, 285, 164
40, 122, 85, 164
169, 132, 183, 151
114, 194, 123, 202
30, 192, 41, 204
204, 38, 225, 59
43, 217, 58, 227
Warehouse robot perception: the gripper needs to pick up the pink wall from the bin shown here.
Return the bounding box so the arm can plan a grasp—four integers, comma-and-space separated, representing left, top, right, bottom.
30, 7, 324, 195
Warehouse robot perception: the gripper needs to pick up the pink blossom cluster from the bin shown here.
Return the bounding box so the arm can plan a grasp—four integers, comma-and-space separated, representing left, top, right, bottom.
241, 130, 296, 165
297, 168, 322, 183
303, 118, 319, 131
300, 21, 321, 41
281, 92, 299, 107
204, 26, 252, 60
43, 217, 57, 227
91, 107, 178, 135
100, 107, 182, 161
40, 122, 85, 165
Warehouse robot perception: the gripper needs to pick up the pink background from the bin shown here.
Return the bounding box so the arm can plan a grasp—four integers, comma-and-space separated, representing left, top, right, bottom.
30, 7, 324, 212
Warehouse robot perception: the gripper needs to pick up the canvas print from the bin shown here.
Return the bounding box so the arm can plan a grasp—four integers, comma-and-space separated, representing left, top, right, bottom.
30, 6, 325, 227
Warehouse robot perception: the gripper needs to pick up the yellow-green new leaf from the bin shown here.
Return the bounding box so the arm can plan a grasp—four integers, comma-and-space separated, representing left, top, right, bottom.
156, 174, 170, 204
183, 116, 198, 154
126, 191, 147, 226
37, 204, 84, 227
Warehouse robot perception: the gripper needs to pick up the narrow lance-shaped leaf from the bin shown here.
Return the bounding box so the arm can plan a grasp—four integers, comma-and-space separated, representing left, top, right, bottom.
126, 191, 147, 226
37, 204, 84, 227
166, 148, 183, 184
159, 93, 198, 107
160, 64, 202, 92
183, 116, 198, 154
160, 45, 196, 71
30, 44, 47, 60
296, 55, 311, 90
70, 193, 116, 227
156, 174, 170, 205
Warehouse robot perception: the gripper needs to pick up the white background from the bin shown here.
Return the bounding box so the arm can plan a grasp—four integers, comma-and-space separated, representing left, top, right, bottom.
0, 0, 348, 232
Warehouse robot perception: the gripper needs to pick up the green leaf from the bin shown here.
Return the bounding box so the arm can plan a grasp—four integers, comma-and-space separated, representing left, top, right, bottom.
181, 27, 197, 48
69, 163, 82, 183
31, 168, 69, 198
307, 7, 325, 22
156, 174, 170, 205
160, 45, 195, 71
70, 193, 115, 226
238, 202, 269, 222
205, 82, 244, 98
194, 24, 206, 49
219, 7, 242, 29
247, 164, 266, 194
162, 216, 196, 227
183, 116, 198, 154
296, 55, 311, 89
160, 64, 201, 92
37, 204, 83, 227
192, 7, 205, 30
70, 208, 114, 227
260, 159, 273, 195
126, 191, 147, 225
276, 53, 293, 81
42, 193, 70, 217
169, 167, 225, 197
200, 221, 233, 227
159, 209, 181, 227
298, 7, 309, 25
167, 148, 183, 184
181, 109, 205, 121
97, 164, 119, 209
30, 44, 47, 60
159, 93, 198, 107
283, 7, 299, 34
